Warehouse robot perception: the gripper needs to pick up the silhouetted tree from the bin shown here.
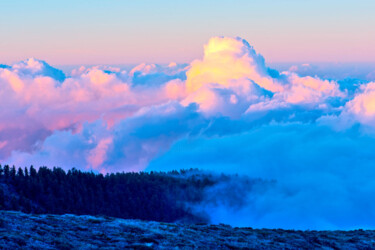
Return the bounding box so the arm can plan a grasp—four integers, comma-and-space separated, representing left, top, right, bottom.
0, 165, 216, 223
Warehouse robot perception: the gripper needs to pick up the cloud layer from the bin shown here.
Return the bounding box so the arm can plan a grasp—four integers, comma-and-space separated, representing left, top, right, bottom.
1, 36, 375, 229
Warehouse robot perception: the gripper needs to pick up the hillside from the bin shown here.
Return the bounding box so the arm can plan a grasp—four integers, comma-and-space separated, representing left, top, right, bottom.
0, 166, 219, 223
1, 210, 374, 249
0, 165, 265, 225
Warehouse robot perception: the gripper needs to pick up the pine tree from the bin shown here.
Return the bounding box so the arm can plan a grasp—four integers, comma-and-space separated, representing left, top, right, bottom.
17, 168, 24, 178
30, 165, 37, 178
10, 166, 16, 181
3, 165, 9, 180
24, 167, 29, 178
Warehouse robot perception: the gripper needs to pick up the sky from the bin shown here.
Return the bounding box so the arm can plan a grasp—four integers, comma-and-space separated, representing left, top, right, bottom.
1, 0, 375, 65
2, 1, 375, 229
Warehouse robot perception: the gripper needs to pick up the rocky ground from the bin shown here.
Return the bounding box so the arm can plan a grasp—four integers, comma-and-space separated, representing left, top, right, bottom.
0, 210, 375, 249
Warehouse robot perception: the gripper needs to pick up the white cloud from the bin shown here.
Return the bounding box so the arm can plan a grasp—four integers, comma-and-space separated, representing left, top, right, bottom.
1, 36, 375, 229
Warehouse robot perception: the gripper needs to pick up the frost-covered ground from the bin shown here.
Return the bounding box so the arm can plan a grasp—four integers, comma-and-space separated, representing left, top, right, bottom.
0, 211, 374, 249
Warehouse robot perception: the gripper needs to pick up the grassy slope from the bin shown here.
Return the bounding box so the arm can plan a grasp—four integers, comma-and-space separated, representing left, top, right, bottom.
0, 210, 374, 249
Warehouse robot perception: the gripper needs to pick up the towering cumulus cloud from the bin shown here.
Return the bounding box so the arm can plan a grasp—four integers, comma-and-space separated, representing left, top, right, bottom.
1, 37, 375, 229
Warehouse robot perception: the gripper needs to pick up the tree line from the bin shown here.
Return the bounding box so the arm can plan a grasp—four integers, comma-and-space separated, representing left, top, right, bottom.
0, 165, 216, 223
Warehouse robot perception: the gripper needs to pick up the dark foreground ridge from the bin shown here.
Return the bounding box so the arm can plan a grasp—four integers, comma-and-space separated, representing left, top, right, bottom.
1, 211, 374, 249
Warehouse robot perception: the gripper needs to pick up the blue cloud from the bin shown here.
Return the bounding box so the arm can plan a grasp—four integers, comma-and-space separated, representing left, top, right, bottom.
148, 122, 375, 229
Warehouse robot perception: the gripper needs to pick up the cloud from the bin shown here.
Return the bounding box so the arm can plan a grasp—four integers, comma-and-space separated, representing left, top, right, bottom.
149, 122, 375, 229
182, 36, 344, 116
1, 36, 375, 229
0, 36, 363, 173
11, 58, 66, 82
130, 63, 188, 87
285, 62, 375, 81
345, 82, 375, 123
185, 37, 281, 93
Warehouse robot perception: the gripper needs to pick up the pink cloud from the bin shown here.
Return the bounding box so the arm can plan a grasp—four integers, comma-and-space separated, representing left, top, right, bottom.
87, 137, 113, 170
0, 36, 364, 173
186, 37, 282, 93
